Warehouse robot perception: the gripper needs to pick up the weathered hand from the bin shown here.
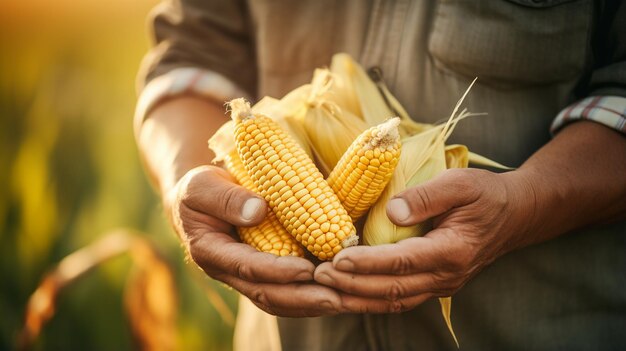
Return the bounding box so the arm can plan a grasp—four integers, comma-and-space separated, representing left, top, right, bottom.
167, 165, 343, 317
314, 168, 535, 313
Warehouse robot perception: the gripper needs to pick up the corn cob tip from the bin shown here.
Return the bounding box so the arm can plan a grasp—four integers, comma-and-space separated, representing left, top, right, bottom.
365, 117, 400, 150
227, 98, 254, 122
341, 234, 359, 248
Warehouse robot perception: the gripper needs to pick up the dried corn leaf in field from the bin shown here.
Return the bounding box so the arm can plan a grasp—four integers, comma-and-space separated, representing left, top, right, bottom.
18, 232, 133, 350
125, 239, 177, 351
18, 231, 178, 351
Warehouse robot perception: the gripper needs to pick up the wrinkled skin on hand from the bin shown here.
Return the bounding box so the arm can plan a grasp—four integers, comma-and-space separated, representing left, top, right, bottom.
314, 168, 536, 313
166, 165, 345, 317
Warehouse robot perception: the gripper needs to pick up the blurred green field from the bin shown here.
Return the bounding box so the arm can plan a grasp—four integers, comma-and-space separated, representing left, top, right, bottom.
0, 1, 238, 350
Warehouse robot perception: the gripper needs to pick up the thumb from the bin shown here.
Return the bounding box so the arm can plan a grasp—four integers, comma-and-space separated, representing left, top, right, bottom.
178, 165, 267, 226
386, 169, 477, 226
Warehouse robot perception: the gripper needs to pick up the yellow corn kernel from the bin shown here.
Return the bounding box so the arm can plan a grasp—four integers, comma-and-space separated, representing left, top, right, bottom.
229, 98, 358, 260
327, 118, 401, 220
225, 151, 304, 257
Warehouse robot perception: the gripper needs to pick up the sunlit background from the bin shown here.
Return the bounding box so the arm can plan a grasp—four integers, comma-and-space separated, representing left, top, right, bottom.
1, 1, 237, 349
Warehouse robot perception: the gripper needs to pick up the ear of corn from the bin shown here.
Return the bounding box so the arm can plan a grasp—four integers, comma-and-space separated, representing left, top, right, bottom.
229, 98, 358, 261
327, 118, 402, 220
225, 151, 305, 257
208, 123, 305, 257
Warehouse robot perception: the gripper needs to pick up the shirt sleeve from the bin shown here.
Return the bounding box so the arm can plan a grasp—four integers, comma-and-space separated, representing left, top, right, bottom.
551, 96, 626, 135
551, 1, 626, 135
134, 0, 256, 132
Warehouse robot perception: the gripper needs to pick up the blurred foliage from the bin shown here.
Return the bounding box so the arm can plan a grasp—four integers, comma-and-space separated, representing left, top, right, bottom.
0, 1, 238, 350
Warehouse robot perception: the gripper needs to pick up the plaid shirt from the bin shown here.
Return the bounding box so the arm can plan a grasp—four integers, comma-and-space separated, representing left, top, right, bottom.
551, 95, 626, 135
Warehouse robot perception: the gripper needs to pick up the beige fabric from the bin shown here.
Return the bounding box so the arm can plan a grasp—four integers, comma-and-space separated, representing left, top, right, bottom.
233, 297, 281, 351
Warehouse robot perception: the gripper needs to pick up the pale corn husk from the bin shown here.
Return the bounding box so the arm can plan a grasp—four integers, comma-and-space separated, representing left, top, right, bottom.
468, 151, 513, 170
208, 120, 237, 163
296, 69, 368, 175
445, 144, 470, 169
440, 144, 469, 348
324, 55, 362, 119
329, 53, 393, 127
329, 53, 431, 137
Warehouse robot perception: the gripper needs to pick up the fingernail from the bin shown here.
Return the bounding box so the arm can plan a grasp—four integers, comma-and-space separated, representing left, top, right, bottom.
387, 198, 411, 222
295, 271, 313, 281
335, 258, 355, 271
315, 272, 334, 285
241, 197, 264, 222
320, 300, 335, 310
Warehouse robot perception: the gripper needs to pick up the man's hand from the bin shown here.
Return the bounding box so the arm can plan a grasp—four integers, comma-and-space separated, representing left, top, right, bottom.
167, 164, 344, 317
314, 168, 531, 313
314, 121, 626, 314
138, 96, 345, 317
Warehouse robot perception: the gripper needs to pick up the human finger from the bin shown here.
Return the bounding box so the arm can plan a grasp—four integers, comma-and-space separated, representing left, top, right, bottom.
330, 233, 464, 275
339, 292, 432, 314
188, 230, 315, 284
218, 275, 344, 317
386, 168, 480, 226
178, 165, 267, 226
315, 262, 460, 299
